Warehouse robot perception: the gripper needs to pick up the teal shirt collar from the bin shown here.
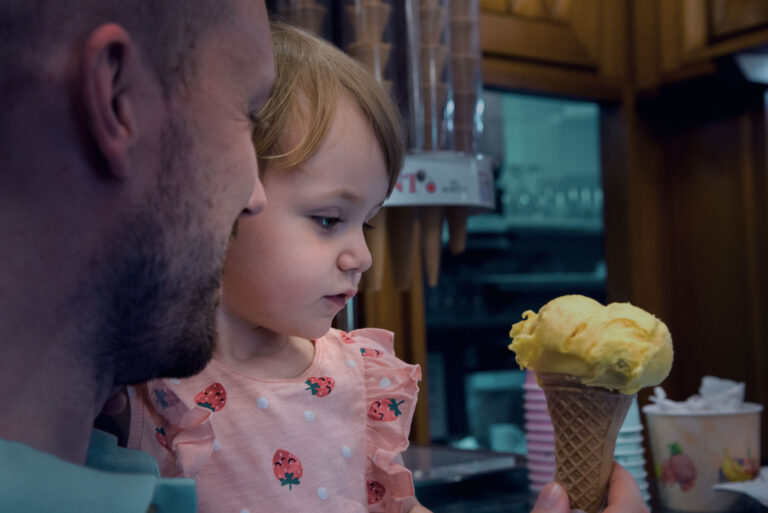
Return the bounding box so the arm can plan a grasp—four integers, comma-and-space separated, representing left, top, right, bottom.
1, 430, 196, 513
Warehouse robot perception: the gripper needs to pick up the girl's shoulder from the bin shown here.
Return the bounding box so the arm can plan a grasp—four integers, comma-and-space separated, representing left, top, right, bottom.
322, 327, 395, 355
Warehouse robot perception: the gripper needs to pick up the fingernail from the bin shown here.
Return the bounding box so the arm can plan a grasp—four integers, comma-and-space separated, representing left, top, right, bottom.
535, 482, 564, 508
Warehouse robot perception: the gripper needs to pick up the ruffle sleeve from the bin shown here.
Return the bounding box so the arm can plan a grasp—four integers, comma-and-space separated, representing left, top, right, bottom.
128, 380, 216, 478
351, 328, 422, 513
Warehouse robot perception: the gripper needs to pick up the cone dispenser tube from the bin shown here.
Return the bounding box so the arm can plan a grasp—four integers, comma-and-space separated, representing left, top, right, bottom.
274, 0, 330, 38
446, 0, 482, 256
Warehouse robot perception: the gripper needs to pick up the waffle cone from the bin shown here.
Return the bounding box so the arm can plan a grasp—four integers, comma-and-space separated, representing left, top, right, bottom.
537, 372, 634, 513
419, 206, 443, 287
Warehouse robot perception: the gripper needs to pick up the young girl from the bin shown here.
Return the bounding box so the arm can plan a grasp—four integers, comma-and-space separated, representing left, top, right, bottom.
127, 22, 430, 513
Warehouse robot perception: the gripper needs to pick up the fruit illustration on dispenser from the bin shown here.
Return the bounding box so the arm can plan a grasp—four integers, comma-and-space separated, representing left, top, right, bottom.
720, 448, 759, 482
659, 442, 697, 491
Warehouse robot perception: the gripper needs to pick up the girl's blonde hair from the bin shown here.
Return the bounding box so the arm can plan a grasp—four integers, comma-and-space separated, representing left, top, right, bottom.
254, 20, 404, 195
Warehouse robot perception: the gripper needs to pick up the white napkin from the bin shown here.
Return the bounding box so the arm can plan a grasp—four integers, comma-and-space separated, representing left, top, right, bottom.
713, 466, 768, 507
649, 376, 746, 412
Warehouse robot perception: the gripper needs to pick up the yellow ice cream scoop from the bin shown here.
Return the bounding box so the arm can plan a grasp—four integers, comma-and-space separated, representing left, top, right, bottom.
509, 294, 673, 394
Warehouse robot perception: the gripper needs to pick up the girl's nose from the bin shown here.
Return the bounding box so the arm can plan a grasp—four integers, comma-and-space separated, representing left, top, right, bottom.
337, 232, 372, 274
241, 162, 267, 216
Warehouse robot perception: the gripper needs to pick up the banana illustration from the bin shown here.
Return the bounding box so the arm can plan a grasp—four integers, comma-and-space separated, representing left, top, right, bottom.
721, 449, 753, 482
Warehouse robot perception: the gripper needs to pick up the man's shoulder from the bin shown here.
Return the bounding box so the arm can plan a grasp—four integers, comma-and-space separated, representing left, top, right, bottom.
0, 432, 196, 513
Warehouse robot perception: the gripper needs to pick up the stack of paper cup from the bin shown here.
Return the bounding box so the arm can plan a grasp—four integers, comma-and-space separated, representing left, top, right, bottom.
614, 397, 651, 504
524, 370, 650, 505
523, 370, 556, 494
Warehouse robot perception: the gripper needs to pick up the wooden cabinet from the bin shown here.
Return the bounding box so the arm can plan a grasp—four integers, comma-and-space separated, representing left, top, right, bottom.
480, 0, 768, 97
479, 0, 628, 100
636, 0, 768, 91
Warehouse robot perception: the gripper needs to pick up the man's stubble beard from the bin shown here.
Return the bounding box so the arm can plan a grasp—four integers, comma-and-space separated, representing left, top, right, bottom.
88, 113, 226, 386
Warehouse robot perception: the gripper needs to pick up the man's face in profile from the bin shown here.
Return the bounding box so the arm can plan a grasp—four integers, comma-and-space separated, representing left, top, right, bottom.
105, 0, 275, 384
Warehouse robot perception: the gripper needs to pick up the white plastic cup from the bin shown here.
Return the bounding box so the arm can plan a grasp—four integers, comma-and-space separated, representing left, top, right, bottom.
643, 403, 763, 512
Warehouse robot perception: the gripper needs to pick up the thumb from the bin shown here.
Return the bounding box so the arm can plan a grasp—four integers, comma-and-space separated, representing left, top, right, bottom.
531, 482, 570, 513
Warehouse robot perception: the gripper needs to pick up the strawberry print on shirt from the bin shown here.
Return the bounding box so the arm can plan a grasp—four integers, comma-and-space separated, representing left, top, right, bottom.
272, 449, 303, 491
194, 383, 227, 412
367, 399, 405, 422
305, 377, 335, 397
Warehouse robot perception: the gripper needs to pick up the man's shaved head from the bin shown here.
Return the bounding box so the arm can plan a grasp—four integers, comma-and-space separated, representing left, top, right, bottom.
0, 0, 232, 98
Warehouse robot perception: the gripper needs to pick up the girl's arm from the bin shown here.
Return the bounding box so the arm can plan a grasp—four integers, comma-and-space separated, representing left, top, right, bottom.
394, 454, 434, 513
403, 499, 432, 513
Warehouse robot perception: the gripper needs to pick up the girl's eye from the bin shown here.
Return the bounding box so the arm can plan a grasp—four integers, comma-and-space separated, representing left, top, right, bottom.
363, 222, 375, 231
313, 216, 340, 230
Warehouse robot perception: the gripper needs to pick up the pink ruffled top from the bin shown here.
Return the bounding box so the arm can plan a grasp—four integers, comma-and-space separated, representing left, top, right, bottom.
128, 328, 421, 513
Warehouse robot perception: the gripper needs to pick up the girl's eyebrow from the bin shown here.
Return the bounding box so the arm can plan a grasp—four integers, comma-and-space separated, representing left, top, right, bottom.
315, 188, 364, 203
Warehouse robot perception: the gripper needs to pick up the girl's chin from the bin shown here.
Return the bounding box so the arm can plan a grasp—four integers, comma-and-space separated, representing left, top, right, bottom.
292, 321, 333, 341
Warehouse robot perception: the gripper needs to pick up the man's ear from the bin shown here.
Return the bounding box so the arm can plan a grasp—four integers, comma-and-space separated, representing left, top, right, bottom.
80, 24, 141, 179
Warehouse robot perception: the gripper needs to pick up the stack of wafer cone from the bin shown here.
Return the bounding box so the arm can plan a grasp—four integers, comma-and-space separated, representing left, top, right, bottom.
537, 372, 634, 513
345, 0, 393, 292
417, 0, 450, 287
446, 0, 481, 256
277, 0, 327, 36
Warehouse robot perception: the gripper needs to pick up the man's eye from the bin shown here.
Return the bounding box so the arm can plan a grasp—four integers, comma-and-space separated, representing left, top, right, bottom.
313, 216, 340, 229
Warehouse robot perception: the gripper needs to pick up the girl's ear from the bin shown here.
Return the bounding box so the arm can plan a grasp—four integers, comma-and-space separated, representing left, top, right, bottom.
79, 23, 140, 179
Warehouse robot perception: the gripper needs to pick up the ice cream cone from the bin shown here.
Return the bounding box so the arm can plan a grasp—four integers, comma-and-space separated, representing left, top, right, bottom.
419, 206, 443, 287
361, 208, 388, 291
284, 4, 326, 36
420, 44, 449, 85
346, 42, 392, 81
387, 207, 417, 290
451, 54, 480, 93
454, 124, 474, 152
419, 6, 448, 45
537, 372, 634, 513
422, 82, 448, 123
447, 206, 468, 254
453, 90, 477, 126
450, 17, 479, 54
347, 2, 392, 44
450, 0, 478, 17
423, 121, 445, 151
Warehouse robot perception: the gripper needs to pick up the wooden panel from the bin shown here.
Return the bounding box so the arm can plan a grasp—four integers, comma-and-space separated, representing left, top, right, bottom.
481, 55, 623, 100
659, 0, 768, 72
480, 8, 598, 68
479, 0, 628, 99
709, 0, 768, 38
601, 77, 768, 461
